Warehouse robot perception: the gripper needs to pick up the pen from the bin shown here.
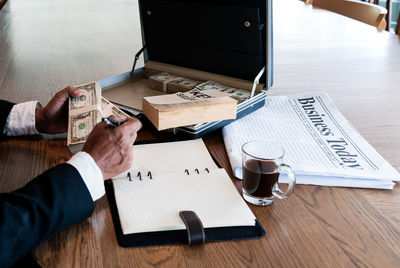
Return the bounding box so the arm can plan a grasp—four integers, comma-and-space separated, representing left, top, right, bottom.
102, 117, 122, 128
116, 107, 151, 132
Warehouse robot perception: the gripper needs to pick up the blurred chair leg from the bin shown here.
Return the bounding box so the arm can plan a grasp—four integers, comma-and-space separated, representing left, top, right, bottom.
0, 0, 8, 10
385, 0, 392, 31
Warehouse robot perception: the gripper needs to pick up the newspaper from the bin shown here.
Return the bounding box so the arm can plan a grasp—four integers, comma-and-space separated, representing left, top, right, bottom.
222, 92, 400, 189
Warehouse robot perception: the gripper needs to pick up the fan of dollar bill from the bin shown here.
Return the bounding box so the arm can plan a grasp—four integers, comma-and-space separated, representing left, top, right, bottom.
67, 81, 129, 153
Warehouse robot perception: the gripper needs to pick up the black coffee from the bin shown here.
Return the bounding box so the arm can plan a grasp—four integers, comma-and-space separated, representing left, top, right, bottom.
243, 159, 279, 197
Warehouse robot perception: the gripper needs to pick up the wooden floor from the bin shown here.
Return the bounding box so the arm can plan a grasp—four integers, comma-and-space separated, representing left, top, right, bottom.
0, 0, 143, 105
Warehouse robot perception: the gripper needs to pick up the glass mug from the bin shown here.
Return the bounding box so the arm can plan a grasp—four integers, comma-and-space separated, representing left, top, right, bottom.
242, 141, 296, 206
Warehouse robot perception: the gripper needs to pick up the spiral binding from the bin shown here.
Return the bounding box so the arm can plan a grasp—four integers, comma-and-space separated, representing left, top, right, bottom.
125, 168, 210, 181
184, 168, 210, 175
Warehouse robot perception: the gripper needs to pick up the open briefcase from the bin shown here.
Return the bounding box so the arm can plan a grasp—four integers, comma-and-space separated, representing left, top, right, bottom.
100, 0, 273, 138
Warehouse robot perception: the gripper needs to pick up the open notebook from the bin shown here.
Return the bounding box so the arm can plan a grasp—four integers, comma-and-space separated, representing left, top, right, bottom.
106, 139, 265, 247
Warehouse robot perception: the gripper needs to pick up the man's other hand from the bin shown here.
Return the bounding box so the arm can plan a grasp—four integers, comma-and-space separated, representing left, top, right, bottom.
35, 86, 81, 134
82, 115, 142, 180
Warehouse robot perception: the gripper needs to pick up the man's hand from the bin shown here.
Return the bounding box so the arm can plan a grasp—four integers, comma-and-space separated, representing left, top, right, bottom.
82, 115, 142, 180
35, 86, 81, 134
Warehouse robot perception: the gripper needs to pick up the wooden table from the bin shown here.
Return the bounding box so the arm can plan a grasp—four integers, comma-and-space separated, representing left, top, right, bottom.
1, 0, 400, 267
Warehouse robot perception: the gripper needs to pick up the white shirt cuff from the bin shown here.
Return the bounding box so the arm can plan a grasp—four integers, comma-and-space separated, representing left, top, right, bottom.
3, 101, 40, 136
67, 151, 105, 201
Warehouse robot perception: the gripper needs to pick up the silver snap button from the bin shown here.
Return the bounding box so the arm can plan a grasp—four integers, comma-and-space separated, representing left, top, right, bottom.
244, 21, 251, 28
146, 10, 152, 16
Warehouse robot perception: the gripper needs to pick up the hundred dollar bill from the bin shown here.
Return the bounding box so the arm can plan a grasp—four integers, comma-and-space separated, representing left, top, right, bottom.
223, 88, 250, 102
196, 81, 227, 91
196, 81, 250, 103
167, 77, 200, 93
150, 72, 177, 82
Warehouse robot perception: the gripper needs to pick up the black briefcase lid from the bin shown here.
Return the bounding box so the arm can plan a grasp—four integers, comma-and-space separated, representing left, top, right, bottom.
137, 0, 271, 85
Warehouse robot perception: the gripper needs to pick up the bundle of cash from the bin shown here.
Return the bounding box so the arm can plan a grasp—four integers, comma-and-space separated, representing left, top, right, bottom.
167, 77, 200, 93
195, 81, 226, 91
67, 81, 102, 148
196, 81, 250, 103
67, 81, 129, 154
148, 72, 199, 93
148, 72, 180, 92
143, 88, 237, 130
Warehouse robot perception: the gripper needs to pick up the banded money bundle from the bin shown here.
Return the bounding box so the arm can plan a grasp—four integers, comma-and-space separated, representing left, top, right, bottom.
143, 88, 237, 130
148, 72, 200, 93
67, 82, 102, 150
196, 81, 250, 103
67, 81, 129, 154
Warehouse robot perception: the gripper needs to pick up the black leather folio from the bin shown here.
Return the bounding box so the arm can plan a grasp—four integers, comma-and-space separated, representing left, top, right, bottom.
105, 180, 266, 247
105, 139, 265, 247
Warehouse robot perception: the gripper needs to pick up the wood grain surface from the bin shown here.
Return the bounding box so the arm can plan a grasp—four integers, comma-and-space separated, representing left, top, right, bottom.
0, 0, 400, 267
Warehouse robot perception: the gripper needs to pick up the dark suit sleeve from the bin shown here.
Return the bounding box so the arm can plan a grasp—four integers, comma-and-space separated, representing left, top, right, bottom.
0, 100, 15, 139
0, 163, 95, 268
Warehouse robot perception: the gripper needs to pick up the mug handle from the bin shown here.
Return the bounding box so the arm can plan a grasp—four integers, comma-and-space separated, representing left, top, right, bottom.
273, 164, 296, 199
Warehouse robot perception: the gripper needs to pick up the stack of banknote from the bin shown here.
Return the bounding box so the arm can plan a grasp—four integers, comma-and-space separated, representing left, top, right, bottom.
167, 78, 201, 93
67, 81, 102, 150
143, 88, 237, 130
148, 72, 250, 103
148, 72, 200, 93
196, 81, 250, 103
67, 81, 129, 154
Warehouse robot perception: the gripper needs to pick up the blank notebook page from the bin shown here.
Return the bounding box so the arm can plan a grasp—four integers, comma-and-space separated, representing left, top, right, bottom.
129, 139, 218, 176
112, 139, 256, 235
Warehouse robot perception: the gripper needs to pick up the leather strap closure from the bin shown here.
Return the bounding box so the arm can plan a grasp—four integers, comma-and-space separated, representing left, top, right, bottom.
179, 211, 206, 245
